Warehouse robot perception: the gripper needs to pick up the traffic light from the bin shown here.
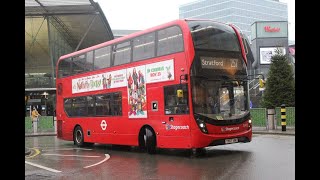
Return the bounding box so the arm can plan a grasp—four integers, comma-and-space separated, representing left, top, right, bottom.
259, 78, 265, 88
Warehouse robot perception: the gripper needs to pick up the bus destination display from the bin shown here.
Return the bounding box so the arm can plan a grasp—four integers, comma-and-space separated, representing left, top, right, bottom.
200, 57, 242, 70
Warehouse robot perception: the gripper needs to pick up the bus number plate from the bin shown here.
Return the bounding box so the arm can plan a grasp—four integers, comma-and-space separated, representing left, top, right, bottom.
225, 138, 238, 144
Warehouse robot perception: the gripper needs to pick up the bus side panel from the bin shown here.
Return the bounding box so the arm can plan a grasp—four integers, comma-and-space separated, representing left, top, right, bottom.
157, 136, 192, 149
87, 132, 139, 146
147, 84, 192, 149
84, 86, 140, 146
57, 118, 77, 142
84, 115, 141, 147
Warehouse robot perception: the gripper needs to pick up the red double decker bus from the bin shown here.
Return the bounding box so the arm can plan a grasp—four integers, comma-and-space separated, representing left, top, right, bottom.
56, 19, 252, 154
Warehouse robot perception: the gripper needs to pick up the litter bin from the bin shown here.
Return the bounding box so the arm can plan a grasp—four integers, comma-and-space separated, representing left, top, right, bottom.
267, 109, 275, 130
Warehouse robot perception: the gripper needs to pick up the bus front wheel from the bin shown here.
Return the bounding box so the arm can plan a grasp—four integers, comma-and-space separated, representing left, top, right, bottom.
74, 126, 84, 147
144, 127, 156, 154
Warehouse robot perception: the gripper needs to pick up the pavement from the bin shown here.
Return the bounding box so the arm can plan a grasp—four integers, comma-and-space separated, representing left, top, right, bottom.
252, 126, 295, 136
25, 127, 294, 156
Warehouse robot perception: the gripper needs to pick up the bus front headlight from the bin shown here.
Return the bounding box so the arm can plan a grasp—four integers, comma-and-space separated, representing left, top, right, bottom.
196, 118, 208, 134
248, 119, 252, 129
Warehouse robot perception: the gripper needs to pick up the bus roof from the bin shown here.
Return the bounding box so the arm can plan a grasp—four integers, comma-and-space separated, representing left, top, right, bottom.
57, 18, 235, 63
58, 19, 189, 61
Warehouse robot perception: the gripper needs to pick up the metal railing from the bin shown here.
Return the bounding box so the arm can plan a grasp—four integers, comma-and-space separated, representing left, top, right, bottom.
25, 107, 295, 134
250, 107, 295, 128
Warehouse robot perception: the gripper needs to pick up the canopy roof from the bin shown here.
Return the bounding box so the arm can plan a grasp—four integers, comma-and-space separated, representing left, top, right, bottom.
25, 0, 114, 50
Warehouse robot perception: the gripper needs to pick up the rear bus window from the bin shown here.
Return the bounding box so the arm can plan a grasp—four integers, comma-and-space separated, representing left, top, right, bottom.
58, 58, 72, 78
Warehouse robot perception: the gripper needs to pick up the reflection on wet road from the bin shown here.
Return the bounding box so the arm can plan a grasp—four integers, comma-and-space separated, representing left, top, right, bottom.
25, 134, 294, 180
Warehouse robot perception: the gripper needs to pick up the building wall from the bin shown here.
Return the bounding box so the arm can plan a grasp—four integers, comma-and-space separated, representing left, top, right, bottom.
251, 37, 288, 77
250, 21, 288, 77
179, 0, 287, 39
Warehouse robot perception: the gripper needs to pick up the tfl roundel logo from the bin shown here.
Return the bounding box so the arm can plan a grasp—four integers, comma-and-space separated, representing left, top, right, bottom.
100, 120, 107, 130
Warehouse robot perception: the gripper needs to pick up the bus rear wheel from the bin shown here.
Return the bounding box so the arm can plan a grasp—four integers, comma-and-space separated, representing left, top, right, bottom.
144, 127, 156, 154
74, 126, 84, 147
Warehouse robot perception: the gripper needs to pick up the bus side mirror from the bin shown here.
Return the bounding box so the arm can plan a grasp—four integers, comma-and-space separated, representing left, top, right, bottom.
177, 89, 183, 98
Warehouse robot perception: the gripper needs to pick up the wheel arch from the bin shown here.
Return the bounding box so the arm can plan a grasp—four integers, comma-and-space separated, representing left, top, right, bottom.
138, 124, 157, 148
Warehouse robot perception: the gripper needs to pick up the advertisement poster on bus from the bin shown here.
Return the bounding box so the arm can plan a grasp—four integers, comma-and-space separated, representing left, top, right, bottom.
127, 65, 147, 118
72, 69, 126, 94
146, 59, 174, 83
101, 69, 127, 89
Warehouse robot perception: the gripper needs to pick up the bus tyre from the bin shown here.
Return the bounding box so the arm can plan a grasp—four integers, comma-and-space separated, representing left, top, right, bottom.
74, 126, 84, 147
145, 127, 156, 154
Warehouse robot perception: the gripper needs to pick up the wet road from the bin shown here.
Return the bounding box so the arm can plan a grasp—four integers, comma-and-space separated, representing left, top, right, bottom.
25, 134, 294, 180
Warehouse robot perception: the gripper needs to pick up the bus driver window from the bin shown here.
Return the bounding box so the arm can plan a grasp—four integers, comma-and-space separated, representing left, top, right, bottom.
164, 84, 189, 115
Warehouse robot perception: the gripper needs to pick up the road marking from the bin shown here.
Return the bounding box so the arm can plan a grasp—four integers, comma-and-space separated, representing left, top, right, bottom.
84, 154, 110, 168
25, 148, 41, 159
25, 161, 61, 173
42, 154, 101, 158
42, 148, 93, 151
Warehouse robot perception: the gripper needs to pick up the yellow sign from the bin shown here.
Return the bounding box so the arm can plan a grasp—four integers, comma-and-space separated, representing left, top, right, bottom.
177, 89, 183, 98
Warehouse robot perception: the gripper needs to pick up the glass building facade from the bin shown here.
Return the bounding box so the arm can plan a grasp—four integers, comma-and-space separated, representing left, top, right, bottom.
25, 17, 73, 89
25, 0, 114, 116
179, 0, 287, 39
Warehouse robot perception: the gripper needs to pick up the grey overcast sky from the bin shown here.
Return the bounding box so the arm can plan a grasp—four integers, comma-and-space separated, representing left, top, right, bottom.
95, 0, 295, 41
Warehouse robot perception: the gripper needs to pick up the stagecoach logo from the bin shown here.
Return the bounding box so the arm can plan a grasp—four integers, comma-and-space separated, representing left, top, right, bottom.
221, 126, 239, 132
100, 120, 107, 130
165, 124, 189, 130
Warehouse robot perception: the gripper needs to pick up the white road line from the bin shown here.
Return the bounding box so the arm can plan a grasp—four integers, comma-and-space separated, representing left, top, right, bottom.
25, 161, 61, 173
84, 154, 110, 169
42, 154, 101, 158
42, 148, 93, 151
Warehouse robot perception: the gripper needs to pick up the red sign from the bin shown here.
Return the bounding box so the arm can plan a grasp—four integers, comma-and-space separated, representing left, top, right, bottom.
264, 26, 280, 32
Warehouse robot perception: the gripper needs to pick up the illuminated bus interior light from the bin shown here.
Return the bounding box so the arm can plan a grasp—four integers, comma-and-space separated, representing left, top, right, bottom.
95, 53, 110, 59
134, 41, 154, 48
158, 34, 182, 42
114, 48, 130, 53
